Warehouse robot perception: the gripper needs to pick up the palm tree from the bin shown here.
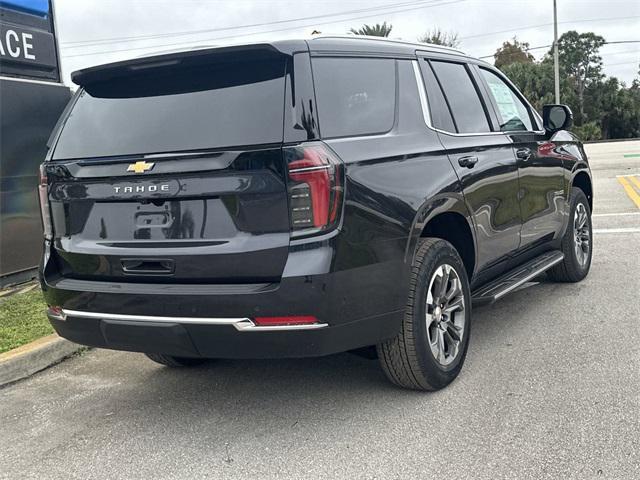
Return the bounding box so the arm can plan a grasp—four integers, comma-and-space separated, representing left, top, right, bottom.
349, 22, 392, 37
418, 28, 460, 47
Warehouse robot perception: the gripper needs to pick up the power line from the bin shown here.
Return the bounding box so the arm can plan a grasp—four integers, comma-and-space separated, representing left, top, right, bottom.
61, 0, 439, 48
478, 40, 640, 60
602, 61, 639, 67
62, 0, 465, 58
478, 45, 550, 60
601, 49, 640, 57
460, 15, 640, 41
602, 41, 640, 46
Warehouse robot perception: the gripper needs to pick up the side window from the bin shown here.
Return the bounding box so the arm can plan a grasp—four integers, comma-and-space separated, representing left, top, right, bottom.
420, 60, 456, 133
312, 57, 396, 138
430, 61, 491, 134
480, 68, 533, 132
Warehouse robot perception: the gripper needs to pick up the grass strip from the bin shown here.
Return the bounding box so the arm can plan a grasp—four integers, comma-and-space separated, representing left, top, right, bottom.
0, 289, 52, 354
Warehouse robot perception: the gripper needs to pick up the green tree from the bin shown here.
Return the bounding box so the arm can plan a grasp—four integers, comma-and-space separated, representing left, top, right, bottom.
499, 31, 640, 140
493, 37, 535, 69
349, 22, 392, 37
554, 31, 605, 124
586, 77, 640, 139
500, 61, 571, 112
417, 28, 460, 47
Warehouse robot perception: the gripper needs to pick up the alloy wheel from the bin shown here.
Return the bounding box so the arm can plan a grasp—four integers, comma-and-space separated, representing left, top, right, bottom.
573, 202, 590, 267
425, 264, 466, 366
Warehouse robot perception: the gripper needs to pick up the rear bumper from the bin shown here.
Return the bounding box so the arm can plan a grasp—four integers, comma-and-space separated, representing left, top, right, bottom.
46, 308, 401, 359
40, 240, 408, 358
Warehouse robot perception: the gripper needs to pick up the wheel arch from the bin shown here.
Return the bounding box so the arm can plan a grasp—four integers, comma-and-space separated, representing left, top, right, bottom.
405, 194, 477, 280
571, 169, 593, 211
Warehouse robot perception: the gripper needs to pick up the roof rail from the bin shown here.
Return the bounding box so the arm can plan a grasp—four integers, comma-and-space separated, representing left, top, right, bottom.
310, 34, 467, 55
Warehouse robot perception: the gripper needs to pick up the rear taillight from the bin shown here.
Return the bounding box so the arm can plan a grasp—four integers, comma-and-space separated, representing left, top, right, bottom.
38, 164, 53, 240
47, 305, 64, 319
284, 142, 344, 237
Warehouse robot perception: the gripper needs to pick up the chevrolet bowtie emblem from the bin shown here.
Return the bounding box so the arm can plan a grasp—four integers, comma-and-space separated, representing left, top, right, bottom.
127, 161, 155, 174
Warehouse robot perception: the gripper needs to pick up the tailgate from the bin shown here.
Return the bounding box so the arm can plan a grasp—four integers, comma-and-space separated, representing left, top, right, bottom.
47, 149, 289, 282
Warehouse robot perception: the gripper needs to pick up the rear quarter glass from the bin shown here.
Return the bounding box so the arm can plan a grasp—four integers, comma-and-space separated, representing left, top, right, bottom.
312, 57, 396, 138
52, 58, 287, 160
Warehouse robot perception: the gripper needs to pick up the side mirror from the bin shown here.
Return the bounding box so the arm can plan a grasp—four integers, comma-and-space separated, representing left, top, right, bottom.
543, 104, 573, 133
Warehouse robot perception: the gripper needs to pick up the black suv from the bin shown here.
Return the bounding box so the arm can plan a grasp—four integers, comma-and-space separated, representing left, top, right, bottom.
39, 36, 593, 390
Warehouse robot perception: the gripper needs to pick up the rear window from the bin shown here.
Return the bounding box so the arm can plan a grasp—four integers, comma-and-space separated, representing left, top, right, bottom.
430, 61, 491, 134
52, 59, 286, 159
312, 57, 396, 138
420, 60, 456, 133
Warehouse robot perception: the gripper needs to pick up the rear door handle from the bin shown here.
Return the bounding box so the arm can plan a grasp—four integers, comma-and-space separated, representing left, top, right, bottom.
516, 148, 532, 160
458, 156, 478, 169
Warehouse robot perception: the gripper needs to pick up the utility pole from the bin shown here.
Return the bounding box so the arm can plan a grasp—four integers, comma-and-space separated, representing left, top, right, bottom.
553, 0, 560, 103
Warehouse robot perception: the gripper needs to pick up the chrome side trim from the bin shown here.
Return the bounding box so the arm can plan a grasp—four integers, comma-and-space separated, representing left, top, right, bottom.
412, 61, 432, 128
57, 309, 328, 332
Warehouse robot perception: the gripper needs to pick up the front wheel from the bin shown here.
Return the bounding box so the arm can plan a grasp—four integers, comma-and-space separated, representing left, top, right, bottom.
377, 238, 472, 391
548, 187, 593, 282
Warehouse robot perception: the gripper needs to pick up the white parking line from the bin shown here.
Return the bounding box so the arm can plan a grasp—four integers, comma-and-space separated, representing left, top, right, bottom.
593, 212, 640, 217
593, 228, 640, 234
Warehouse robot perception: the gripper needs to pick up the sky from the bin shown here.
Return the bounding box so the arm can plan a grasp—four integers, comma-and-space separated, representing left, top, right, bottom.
54, 0, 639, 86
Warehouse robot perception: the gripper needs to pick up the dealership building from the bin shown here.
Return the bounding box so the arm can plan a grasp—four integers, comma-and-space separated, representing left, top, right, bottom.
0, 0, 71, 286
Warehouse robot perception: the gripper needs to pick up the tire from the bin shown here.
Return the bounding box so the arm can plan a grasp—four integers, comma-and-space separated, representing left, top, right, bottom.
547, 187, 592, 283
377, 238, 472, 391
145, 353, 207, 367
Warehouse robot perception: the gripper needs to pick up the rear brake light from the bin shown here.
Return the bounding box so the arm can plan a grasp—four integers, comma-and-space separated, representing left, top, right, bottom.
253, 315, 319, 326
284, 142, 344, 237
38, 164, 53, 240
47, 305, 63, 316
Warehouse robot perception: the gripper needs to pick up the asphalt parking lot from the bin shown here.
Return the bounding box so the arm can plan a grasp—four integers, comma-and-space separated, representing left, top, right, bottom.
1, 141, 639, 480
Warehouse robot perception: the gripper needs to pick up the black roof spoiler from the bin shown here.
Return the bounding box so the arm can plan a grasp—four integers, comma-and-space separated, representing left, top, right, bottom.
71, 42, 302, 87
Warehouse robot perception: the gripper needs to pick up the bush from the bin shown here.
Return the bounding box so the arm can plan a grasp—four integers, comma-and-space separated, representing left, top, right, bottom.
571, 122, 602, 141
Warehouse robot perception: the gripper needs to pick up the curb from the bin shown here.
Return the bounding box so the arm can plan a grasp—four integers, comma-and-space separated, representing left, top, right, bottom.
0, 334, 85, 387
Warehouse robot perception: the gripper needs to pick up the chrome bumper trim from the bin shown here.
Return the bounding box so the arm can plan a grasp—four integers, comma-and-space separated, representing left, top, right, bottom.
55, 309, 328, 332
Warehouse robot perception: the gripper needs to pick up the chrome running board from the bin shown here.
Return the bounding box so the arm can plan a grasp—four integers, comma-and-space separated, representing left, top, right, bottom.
472, 250, 564, 306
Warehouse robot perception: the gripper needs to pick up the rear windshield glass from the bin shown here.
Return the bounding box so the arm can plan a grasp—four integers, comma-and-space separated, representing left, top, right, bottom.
52, 59, 286, 159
